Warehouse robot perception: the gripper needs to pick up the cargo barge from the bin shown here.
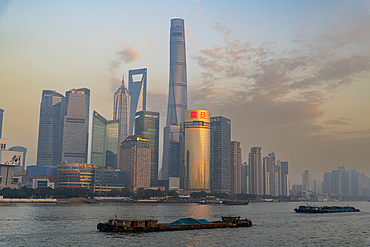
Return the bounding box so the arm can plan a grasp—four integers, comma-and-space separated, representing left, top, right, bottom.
294, 205, 360, 213
97, 216, 252, 233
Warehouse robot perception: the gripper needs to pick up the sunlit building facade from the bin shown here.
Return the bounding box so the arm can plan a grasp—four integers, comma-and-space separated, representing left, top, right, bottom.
249, 147, 263, 195
119, 135, 151, 191
134, 111, 159, 187
55, 163, 99, 189
62, 88, 90, 163
9, 146, 27, 171
183, 110, 210, 191
91, 111, 119, 169
129, 68, 147, 135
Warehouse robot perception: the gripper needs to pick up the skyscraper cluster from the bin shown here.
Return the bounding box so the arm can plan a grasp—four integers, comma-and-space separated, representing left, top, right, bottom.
37, 88, 90, 166
30, 18, 291, 195
295, 166, 370, 197
242, 148, 290, 196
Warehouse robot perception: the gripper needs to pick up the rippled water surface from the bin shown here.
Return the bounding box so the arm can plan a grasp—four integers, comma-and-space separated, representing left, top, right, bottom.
0, 201, 370, 246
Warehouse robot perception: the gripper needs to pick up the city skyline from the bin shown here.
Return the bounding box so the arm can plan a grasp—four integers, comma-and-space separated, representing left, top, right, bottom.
1, 1, 370, 184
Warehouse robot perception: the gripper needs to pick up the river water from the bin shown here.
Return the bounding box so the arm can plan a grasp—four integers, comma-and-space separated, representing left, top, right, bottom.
0, 201, 369, 246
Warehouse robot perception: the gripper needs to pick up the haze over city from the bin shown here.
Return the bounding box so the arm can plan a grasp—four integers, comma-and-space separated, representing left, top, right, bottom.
1, 0, 370, 184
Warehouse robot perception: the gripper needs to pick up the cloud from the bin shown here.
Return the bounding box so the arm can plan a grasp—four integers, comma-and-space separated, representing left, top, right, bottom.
117, 45, 141, 63
109, 45, 141, 72
212, 22, 226, 32
325, 118, 351, 126
191, 12, 202, 20
187, 46, 197, 51
233, 13, 241, 18
105, 30, 119, 37
186, 27, 198, 40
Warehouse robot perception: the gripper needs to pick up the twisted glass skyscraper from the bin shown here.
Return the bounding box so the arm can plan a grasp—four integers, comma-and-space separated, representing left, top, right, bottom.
162, 18, 187, 182
166, 18, 187, 126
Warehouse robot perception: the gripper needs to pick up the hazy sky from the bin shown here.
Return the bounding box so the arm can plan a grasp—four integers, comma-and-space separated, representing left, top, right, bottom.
1, 0, 369, 184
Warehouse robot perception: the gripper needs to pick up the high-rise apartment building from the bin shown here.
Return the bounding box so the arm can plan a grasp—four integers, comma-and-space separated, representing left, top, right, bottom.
90, 111, 119, 169
166, 18, 187, 126
263, 152, 280, 196
322, 172, 331, 195
114, 77, 131, 145
210, 116, 231, 193
119, 135, 151, 191
0, 109, 3, 138
302, 170, 312, 192
248, 147, 263, 195
61, 88, 90, 163
37, 90, 65, 166
129, 68, 147, 135
280, 161, 289, 196
313, 178, 323, 194
241, 162, 249, 194
134, 111, 159, 187
231, 141, 242, 194
161, 125, 181, 180
183, 110, 210, 191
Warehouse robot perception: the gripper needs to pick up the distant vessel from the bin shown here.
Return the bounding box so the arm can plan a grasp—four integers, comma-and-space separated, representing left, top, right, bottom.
97, 216, 252, 232
294, 205, 360, 213
223, 200, 249, 205
196, 200, 223, 204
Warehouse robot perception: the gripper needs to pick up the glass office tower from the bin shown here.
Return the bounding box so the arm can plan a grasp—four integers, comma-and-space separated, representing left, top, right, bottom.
36, 90, 65, 166
210, 116, 231, 193
134, 111, 159, 187
129, 68, 147, 135
166, 18, 187, 126
183, 110, 210, 191
62, 88, 90, 163
91, 111, 119, 169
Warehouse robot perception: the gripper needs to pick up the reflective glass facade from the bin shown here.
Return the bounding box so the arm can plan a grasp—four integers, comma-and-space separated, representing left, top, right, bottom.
94, 169, 125, 192
91, 111, 119, 169
129, 68, 147, 135
134, 111, 159, 186
36, 90, 65, 166
210, 116, 231, 193
166, 18, 187, 126
183, 110, 210, 191
62, 88, 90, 163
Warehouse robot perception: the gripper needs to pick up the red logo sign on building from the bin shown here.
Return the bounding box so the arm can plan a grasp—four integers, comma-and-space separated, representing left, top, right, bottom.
190, 111, 197, 119
200, 112, 206, 119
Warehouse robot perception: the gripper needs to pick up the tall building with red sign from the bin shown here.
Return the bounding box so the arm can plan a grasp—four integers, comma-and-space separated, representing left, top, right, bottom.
183, 110, 210, 191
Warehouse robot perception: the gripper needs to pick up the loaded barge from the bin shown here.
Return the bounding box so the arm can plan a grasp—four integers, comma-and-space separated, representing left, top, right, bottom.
97, 216, 252, 233
294, 205, 360, 213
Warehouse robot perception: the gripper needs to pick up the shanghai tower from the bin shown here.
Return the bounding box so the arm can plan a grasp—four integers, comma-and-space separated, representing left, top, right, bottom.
166, 18, 187, 126
161, 18, 187, 182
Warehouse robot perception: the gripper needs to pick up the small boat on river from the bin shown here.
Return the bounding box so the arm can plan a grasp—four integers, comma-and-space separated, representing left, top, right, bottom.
97, 216, 252, 233
294, 205, 360, 213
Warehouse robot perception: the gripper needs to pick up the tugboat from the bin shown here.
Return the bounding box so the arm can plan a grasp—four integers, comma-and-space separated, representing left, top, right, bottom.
294, 205, 360, 213
97, 216, 252, 232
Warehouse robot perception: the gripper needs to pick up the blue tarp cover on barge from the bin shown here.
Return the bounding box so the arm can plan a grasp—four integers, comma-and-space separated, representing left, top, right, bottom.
167, 218, 212, 225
